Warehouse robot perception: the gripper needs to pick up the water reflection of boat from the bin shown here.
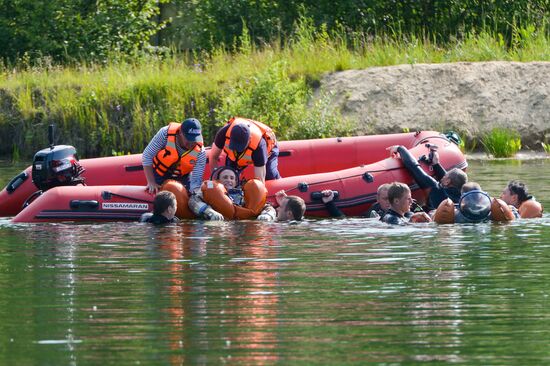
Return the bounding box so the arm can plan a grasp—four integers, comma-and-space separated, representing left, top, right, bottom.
1, 131, 466, 223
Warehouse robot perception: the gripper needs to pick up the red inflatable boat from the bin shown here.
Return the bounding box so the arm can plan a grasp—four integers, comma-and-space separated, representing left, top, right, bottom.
2, 131, 466, 223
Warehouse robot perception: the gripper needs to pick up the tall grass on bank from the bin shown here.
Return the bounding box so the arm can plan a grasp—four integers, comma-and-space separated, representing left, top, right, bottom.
0, 20, 549, 159
481, 128, 522, 158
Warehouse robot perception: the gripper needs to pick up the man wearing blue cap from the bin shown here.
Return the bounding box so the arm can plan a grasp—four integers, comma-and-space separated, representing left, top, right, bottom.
209, 117, 280, 183
142, 118, 207, 194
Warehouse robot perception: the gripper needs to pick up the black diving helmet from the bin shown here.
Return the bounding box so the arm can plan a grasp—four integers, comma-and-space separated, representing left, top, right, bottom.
458, 190, 492, 222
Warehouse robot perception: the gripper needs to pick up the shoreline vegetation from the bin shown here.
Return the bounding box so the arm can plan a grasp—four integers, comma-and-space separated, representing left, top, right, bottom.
1, 18, 549, 160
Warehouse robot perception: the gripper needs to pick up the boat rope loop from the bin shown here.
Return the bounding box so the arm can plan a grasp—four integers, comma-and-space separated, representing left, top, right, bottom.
101, 191, 154, 204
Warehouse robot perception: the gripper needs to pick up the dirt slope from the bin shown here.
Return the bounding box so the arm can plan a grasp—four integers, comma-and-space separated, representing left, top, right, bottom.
320, 61, 550, 148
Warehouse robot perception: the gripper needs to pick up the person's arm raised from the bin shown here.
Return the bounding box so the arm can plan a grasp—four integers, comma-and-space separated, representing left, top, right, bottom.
254, 165, 266, 183
209, 144, 222, 172
395, 146, 438, 190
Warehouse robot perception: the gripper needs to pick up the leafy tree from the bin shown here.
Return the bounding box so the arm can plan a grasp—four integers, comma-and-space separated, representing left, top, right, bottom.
0, 0, 168, 63
175, 0, 549, 50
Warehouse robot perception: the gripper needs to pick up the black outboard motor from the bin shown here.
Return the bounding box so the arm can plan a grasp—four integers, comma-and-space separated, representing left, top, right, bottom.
31, 125, 85, 191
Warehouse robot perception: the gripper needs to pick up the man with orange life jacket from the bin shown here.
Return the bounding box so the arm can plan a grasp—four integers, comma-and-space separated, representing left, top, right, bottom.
209, 117, 280, 183
142, 118, 206, 194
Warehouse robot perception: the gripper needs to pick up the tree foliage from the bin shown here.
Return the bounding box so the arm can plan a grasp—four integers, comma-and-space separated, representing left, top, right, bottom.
1, 0, 548, 63
0, 0, 167, 63
175, 0, 549, 50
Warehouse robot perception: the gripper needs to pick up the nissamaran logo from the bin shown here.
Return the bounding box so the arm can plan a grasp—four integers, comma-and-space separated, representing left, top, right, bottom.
102, 202, 149, 210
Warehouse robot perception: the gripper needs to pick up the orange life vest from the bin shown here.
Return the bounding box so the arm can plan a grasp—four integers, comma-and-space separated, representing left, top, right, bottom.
153, 123, 203, 177
223, 117, 277, 168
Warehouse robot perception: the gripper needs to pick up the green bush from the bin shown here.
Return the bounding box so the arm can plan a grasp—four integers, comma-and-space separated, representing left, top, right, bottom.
481, 128, 522, 158
216, 60, 353, 140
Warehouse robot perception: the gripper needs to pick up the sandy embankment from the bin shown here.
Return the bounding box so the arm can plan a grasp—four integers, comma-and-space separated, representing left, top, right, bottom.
320, 61, 550, 149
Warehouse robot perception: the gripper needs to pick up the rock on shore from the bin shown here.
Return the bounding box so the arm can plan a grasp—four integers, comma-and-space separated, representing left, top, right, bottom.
320, 61, 550, 149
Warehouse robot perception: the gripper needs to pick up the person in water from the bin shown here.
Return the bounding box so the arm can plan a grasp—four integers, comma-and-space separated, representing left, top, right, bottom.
388, 145, 467, 210
142, 118, 206, 195
321, 183, 424, 219
364, 183, 392, 218
453, 182, 494, 223
256, 190, 306, 221
139, 190, 180, 225
214, 166, 245, 205
381, 182, 432, 225
209, 117, 280, 183
188, 166, 265, 221
500, 180, 543, 218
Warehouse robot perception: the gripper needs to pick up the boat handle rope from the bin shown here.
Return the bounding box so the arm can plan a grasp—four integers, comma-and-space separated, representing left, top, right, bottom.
413, 133, 458, 148
101, 190, 154, 203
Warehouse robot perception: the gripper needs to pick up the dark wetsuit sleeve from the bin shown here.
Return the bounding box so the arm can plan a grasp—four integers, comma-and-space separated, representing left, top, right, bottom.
397, 146, 437, 190
214, 125, 229, 149
324, 201, 345, 218
432, 163, 447, 180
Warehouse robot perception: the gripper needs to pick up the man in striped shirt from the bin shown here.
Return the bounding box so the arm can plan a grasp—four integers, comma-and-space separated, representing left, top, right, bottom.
142, 118, 207, 195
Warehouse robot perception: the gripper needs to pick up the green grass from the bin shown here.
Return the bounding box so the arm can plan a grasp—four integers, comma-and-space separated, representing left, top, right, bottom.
0, 21, 549, 159
481, 128, 522, 158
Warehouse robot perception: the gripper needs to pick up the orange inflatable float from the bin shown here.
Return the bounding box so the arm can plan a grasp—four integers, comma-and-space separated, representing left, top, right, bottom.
202, 179, 267, 220
160, 180, 195, 219
518, 199, 543, 218
490, 198, 516, 222
433, 198, 455, 224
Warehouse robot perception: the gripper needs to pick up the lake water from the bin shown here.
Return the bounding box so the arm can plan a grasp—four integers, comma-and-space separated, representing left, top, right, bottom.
0, 158, 549, 365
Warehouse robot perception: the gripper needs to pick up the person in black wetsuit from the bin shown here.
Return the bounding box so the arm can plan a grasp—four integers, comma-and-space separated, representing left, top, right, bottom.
364, 183, 391, 218
388, 145, 468, 210
139, 191, 180, 225
381, 182, 423, 225
454, 182, 493, 223
257, 190, 307, 221
320, 190, 346, 218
